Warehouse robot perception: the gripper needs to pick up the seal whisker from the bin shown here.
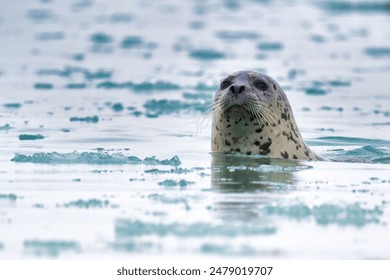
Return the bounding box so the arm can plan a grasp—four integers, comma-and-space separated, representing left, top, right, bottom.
197, 94, 231, 136
249, 105, 271, 137
254, 100, 289, 135
242, 96, 284, 136
258, 104, 286, 135
196, 105, 213, 136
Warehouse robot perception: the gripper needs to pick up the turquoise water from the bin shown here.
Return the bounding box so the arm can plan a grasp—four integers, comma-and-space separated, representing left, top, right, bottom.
0, 0, 390, 259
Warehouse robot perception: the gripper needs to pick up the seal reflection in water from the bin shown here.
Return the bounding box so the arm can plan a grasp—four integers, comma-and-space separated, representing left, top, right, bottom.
210, 154, 302, 223
211, 71, 323, 161
211, 153, 298, 191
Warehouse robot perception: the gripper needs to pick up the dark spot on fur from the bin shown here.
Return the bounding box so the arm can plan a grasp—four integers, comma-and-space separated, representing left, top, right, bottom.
289, 132, 297, 144
281, 112, 287, 121
225, 140, 231, 146
304, 151, 309, 157
259, 139, 272, 154
293, 155, 298, 159
281, 151, 289, 159
215, 125, 219, 131
255, 141, 260, 146
250, 117, 254, 121
292, 128, 299, 138
227, 124, 231, 128
256, 128, 262, 133
273, 83, 277, 90
245, 123, 248, 126
246, 151, 252, 155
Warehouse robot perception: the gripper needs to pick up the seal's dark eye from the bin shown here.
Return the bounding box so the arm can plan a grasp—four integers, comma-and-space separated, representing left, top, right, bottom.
254, 81, 268, 91
220, 80, 231, 90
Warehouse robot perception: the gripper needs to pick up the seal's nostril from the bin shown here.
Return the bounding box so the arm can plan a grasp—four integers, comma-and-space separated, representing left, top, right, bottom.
238, 86, 245, 94
229, 85, 236, 94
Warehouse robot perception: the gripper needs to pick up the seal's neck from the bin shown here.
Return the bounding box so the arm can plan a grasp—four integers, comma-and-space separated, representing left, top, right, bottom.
212, 107, 273, 154
211, 105, 316, 160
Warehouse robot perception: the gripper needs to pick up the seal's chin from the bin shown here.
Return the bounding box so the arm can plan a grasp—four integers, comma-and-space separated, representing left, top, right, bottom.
217, 93, 260, 117
225, 104, 251, 115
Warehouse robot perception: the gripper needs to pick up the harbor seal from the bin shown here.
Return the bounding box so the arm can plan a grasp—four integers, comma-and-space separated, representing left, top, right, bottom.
211, 70, 323, 161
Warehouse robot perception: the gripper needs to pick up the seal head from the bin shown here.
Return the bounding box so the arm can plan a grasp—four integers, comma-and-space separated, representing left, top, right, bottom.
211, 71, 322, 160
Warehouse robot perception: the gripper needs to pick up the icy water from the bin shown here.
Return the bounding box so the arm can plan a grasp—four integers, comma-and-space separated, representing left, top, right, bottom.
1, 0, 390, 259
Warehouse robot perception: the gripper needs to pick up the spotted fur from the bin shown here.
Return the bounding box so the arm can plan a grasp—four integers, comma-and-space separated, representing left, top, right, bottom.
211, 71, 324, 161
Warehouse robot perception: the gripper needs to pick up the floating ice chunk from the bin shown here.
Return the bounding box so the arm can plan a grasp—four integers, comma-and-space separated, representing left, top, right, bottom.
18, 134, 45, 140
11, 152, 181, 166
